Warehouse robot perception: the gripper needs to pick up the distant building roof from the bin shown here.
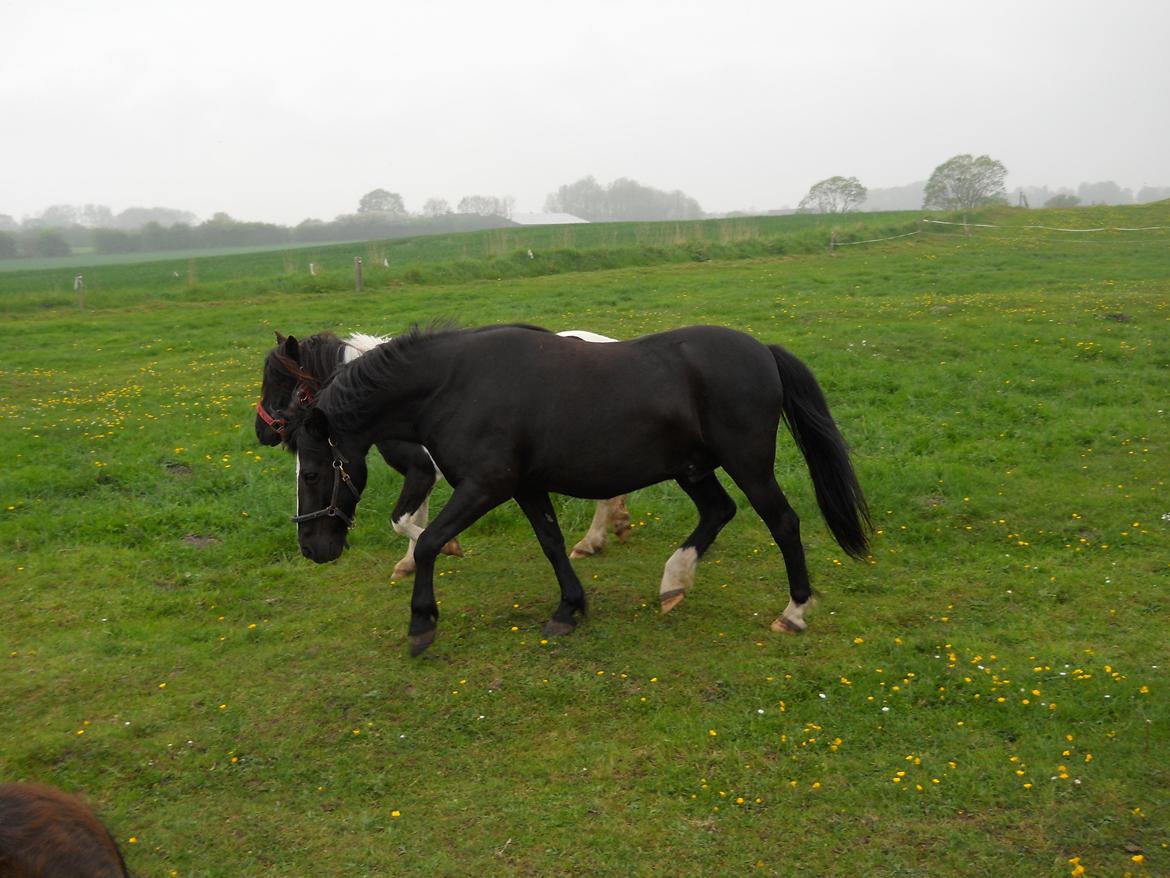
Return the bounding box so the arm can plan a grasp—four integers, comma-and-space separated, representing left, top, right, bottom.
510, 212, 590, 225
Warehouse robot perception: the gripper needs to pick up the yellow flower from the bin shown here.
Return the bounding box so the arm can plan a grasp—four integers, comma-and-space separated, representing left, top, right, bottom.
391, 810, 401, 818
708, 729, 718, 737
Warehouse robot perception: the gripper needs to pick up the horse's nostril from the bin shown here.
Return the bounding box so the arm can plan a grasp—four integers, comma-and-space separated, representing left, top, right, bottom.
300, 543, 315, 561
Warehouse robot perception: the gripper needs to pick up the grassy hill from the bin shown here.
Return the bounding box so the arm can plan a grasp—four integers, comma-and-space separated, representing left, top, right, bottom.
1, 203, 1167, 876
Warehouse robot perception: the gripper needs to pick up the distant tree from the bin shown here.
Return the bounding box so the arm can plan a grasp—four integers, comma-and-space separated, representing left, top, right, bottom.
799, 176, 867, 213
31, 204, 80, 228
545, 176, 609, 220
112, 206, 197, 229
545, 176, 702, 221
457, 195, 513, 218
1136, 185, 1170, 204
80, 204, 114, 228
32, 229, 70, 257
923, 154, 1009, 210
422, 198, 451, 217
1044, 193, 1081, 208
0, 230, 17, 259
92, 228, 140, 254
358, 189, 407, 216
607, 178, 702, 221
0, 214, 18, 232
1077, 181, 1131, 205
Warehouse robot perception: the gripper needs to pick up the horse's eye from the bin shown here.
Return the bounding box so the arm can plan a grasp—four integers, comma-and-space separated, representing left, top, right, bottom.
302, 470, 320, 485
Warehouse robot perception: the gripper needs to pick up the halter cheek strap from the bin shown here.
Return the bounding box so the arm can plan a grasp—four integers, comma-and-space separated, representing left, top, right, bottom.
291, 438, 361, 529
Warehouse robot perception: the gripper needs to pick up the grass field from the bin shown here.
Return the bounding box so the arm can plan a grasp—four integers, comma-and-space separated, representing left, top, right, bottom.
1, 206, 1168, 876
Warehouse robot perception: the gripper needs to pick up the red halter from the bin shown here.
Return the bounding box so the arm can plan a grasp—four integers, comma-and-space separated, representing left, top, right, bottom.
256, 384, 314, 437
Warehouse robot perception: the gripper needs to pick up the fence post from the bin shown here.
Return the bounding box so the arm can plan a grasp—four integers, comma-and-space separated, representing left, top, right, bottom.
354, 257, 363, 292
74, 275, 85, 310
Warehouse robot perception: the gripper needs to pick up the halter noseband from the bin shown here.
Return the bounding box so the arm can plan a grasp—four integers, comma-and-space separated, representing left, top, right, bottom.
291, 438, 361, 529
256, 385, 314, 438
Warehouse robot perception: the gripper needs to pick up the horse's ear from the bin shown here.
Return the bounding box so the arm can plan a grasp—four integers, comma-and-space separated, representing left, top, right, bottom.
274, 331, 287, 345
305, 407, 329, 441
282, 334, 300, 363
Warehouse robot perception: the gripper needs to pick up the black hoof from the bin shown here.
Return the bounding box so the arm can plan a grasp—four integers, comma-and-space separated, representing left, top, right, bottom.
408, 628, 437, 656
542, 619, 576, 638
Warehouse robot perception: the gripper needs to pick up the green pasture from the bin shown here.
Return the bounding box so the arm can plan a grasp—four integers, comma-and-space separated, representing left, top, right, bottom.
1, 206, 1167, 876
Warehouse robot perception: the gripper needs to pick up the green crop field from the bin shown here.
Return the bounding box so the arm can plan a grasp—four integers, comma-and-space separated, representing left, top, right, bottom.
1, 206, 1168, 876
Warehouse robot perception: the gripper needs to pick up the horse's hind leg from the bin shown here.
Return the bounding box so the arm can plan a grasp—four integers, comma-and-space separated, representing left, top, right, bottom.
660, 473, 737, 614
388, 467, 435, 580
725, 469, 812, 633
515, 489, 587, 637
609, 495, 632, 543
569, 499, 611, 558
569, 495, 630, 558
388, 469, 463, 580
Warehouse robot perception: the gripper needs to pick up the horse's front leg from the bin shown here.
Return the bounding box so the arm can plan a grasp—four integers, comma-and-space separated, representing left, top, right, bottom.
407, 482, 505, 656
515, 489, 587, 636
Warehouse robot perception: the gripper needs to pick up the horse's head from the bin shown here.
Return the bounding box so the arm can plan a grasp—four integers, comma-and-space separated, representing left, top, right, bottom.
287, 406, 369, 563
256, 332, 315, 447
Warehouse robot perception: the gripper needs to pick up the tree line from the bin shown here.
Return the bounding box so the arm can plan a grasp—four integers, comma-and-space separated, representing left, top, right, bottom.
4, 167, 1167, 260
0, 195, 521, 260
0, 179, 706, 260
798, 156, 1170, 214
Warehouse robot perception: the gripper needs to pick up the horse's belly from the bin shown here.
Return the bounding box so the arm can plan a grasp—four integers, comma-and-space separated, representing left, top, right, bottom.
529, 442, 706, 500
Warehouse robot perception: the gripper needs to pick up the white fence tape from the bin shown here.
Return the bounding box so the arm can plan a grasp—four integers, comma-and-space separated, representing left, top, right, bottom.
830, 229, 921, 247
923, 219, 1170, 233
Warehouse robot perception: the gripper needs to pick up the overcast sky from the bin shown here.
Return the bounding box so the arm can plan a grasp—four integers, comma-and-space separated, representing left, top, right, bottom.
3, 0, 1168, 224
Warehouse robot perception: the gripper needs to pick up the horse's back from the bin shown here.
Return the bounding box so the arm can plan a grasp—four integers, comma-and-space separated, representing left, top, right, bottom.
443, 325, 782, 495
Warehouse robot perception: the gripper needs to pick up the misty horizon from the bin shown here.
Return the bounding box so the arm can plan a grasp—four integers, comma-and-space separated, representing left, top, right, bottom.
3, 1, 1168, 229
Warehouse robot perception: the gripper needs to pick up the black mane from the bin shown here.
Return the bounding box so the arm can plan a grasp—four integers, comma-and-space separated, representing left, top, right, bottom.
315, 323, 551, 429
285, 322, 553, 438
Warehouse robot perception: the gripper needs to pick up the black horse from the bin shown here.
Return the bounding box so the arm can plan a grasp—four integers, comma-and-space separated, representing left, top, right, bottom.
283, 324, 870, 656
256, 330, 461, 578
256, 329, 632, 574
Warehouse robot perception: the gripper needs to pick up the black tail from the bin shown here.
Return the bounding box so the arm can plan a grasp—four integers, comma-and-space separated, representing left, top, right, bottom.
771, 345, 871, 558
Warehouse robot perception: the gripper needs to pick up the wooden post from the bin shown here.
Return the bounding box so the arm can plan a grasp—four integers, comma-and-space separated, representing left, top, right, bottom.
354, 257, 363, 292
74, 275, 84, 310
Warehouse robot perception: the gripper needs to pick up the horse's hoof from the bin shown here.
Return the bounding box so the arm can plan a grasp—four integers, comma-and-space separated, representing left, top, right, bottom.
770, 615, 804, 634
391, 560, 415, 580
569, 544, 595, 560
442, 539, 464, 558
616, 528, 631, 545
659, 589, 685, 614
408, 629, 437, 656
541, 619, 576, 638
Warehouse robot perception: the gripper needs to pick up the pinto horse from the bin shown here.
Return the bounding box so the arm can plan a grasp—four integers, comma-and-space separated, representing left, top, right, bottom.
283, 324, 870, 656
0, 783, 130, 877
256, 329, 631, 577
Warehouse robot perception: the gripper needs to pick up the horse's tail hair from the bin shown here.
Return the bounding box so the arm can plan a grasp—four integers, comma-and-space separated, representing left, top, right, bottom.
770, 345, 871, 559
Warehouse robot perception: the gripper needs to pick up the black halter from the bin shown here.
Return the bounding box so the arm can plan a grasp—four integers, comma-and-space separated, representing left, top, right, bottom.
291, 438, 360, 528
